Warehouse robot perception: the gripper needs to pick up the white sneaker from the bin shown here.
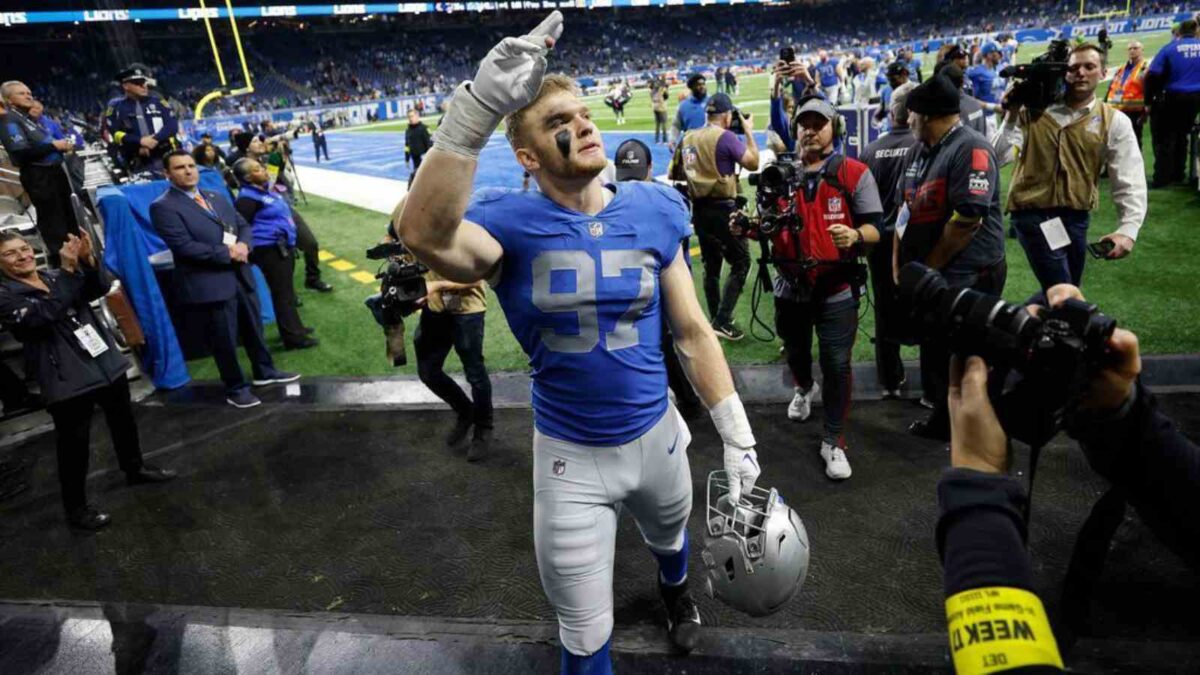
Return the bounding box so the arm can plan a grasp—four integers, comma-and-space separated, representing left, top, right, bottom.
787, 383, 819, 421
820, 441, 852, 480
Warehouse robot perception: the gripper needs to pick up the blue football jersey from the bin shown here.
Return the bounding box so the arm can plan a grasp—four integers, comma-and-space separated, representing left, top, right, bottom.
466, 181, 692, 446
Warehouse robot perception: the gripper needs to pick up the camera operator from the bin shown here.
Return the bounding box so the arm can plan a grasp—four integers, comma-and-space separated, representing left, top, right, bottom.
898, 73, 1006, 441
0, 81, 78, 268
388, 199, 493, 461
861, 82, 918, 398
735, 97, 883, 480
995, 43, 1146, 295
0, 231, 176, 530
678, 93, 759, 340
1145, 19, 1200, 188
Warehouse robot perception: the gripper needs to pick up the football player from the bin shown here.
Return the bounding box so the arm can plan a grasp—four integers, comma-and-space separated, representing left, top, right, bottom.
399, 12, 763, 674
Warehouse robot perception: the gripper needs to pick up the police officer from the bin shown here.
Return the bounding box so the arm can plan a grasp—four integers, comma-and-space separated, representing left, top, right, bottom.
1146, 19, 1200, 187
860, 81, 918, 399
669, 73, 710, 150
898, 72, 1007, 441
678, 93, 759, 340
103, 64, 178, 178
0, 81, 78, 268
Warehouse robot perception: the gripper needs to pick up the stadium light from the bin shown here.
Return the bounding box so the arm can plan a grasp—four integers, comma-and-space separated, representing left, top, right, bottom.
194, 0, 254, 120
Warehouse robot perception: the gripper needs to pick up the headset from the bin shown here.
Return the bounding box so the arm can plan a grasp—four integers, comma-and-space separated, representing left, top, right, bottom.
791, 94, 847, 145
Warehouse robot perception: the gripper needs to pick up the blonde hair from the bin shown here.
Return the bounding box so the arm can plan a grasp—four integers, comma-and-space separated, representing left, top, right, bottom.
503, 73, 579, 147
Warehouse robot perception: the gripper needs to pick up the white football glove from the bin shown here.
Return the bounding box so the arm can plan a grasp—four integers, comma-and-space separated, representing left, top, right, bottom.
432, 11, 564, 158
711, 394, 760, 505
724, 445, 761, 506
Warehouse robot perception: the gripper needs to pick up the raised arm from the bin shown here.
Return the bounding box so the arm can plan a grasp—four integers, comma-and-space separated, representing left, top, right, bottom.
398, 12, 563, 284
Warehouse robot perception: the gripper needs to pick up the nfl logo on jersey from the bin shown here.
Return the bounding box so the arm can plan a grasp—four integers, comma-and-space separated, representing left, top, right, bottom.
827, 196, 843, 213
588, 221, 605, 238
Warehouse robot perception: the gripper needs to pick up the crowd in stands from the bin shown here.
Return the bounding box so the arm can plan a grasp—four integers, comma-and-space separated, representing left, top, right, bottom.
0, 0, 1193, 124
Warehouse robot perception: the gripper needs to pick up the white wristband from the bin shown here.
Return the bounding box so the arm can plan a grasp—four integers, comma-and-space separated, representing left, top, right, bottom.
710, 393, 755, 450
432, 81, 504, 159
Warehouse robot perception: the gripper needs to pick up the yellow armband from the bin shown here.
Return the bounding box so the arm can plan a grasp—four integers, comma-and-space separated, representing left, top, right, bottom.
946, 586, 1063, 674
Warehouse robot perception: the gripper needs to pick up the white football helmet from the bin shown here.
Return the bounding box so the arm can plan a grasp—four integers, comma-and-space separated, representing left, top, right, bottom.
700, 471, 810, 617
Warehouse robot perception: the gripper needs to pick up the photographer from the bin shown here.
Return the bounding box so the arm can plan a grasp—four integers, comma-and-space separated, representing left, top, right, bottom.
388, 200, 492, 461
898, 73, 1006, 441
938, 283, 1200, 673
939, 352, 1066, 674
678, 93, 759, 340
735, 97, 883, 480
995, 43, 1146, 295
861, 82, 918, 398
0, 231, 176, 530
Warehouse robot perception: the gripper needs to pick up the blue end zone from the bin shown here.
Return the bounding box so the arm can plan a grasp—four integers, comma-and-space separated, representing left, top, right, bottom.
293, 130, 768, 190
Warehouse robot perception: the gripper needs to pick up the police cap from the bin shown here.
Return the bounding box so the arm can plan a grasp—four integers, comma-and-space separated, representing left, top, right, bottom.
117, 63, 156, 86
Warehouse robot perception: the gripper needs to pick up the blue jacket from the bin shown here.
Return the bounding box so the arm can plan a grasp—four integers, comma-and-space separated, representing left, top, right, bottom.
1148, 37, 1200, 94
234, 183, 297, 248
150, 186, 255, 305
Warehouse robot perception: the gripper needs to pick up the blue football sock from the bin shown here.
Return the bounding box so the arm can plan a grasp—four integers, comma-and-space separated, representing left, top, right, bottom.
561, 639, 612, 675
654, 530, 689, 587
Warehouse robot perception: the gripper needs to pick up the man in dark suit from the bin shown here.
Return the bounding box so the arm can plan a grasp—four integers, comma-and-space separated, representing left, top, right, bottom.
151, 150, 299, 408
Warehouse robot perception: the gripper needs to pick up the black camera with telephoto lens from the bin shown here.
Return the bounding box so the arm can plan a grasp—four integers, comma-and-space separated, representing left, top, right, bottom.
735, 153, 804, 236
898, 262, 1116, 446
1000, 38, 1071, 112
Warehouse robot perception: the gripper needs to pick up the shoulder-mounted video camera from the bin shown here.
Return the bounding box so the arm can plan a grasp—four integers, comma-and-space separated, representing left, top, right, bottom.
732, 153, 804, 238
1000, 38, 1070, 112
365, 241, 427, 326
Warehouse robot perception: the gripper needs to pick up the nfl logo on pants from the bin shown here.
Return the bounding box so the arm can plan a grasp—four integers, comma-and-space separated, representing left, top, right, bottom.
553, 459, 567, 476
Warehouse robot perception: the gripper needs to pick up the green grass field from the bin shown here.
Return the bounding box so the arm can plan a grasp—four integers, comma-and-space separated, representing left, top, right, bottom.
187, 30, 1200, 380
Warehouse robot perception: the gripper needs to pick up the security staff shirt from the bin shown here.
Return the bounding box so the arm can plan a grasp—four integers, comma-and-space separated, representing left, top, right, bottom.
898, 124, 1005, 277
861, 128, 919, 232
1148, 36, 1200, 94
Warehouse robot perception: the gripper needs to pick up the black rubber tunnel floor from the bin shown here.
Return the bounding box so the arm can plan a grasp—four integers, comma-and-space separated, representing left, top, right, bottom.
0, 393, 1197, 654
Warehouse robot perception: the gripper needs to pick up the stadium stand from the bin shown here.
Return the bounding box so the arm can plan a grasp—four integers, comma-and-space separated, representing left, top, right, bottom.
0, 0, 1190, 124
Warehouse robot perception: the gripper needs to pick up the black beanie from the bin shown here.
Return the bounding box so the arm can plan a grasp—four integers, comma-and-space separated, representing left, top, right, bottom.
906, 72, 961, 117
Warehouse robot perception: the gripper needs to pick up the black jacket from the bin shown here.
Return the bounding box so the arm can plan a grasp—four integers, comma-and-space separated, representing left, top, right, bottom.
1067, 381, 1200, 568
405, 122, 432, 162
0, 268, 127, 405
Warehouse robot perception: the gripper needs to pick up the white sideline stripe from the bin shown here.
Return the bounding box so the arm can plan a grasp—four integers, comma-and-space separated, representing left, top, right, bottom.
293, 164, 407, 214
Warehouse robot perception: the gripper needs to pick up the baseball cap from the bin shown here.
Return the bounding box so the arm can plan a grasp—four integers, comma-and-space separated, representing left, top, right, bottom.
614, 139, 652, 182
706, 93, 734, 114
981, 42, 1001, 56
886, 61, 910, 77
795, 96, 838, 121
